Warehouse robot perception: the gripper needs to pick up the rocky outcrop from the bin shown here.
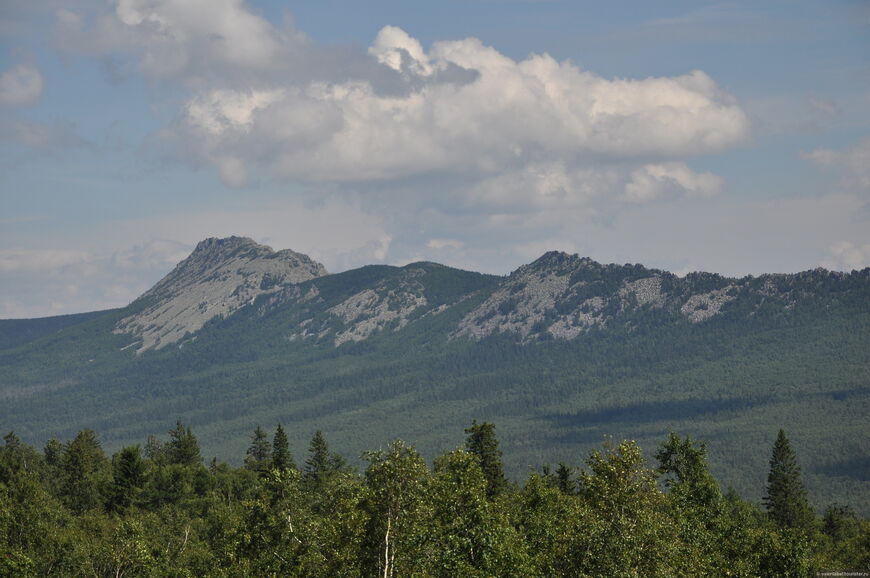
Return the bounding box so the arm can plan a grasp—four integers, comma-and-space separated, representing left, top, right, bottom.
454, 254, 576, 341
286, 266, 435, 346
680, 286, 736, 323
115, 237, 327, 351
328, 286, 428, 346
114, 239, 870, 351
454, 252, 672, 341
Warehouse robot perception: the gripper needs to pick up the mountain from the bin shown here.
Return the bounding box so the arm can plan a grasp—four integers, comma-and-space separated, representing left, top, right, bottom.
115, 236, 328, 352
1, 237, 868, 513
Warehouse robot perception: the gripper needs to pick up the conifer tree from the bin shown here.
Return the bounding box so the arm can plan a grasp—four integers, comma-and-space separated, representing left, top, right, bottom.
305, 430, 330, 484
108, 446, 146, 512
464, 420, 507, 499
556, 462, 575, 495
764, 429, 815, 533
272, 424, 295, 472
0, 431, 24, 480
244, 426, 272, 472
3, 431, 20, 451
61, 429, 111, 514
42, 438, 63, 468
166, 421, 201, 466
304, 430, 348, 491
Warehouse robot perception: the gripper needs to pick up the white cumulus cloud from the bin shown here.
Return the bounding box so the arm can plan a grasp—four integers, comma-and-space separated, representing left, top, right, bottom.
56, 0, 291, 81
178, 31, 749, 186
52, 1, 748, 210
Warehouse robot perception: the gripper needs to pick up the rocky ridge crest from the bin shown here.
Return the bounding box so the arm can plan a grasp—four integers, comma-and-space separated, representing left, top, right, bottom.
115, 237, 327, 351
115, 239, 870, 351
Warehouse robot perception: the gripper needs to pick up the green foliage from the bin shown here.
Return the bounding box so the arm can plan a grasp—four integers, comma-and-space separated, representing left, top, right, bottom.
765, 429, 816, 533
272, 423, 295, 472
61, 429, 111, 515
656, 433, 735, 575
516, 473, 582, 576
166, 421, 201, 467
465, 420, 508, 499
656, 432, 721, 511
303, 430, 348, 492
818, 504, 870, 571
554, 462, 574, 495
1, 431, 42, 486
107, 445, 147, 513
0, 425, 867, 575
244, 425, 272, 472
429, 449, 532, 576
576, 440, 681, 576
362, 440, 431, 577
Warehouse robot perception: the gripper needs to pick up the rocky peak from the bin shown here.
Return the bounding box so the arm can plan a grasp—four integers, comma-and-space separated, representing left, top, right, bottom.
524, 251, 593, 274
115, 236, 327, 352
185, 236, 257, 263
454, 252, 604, 341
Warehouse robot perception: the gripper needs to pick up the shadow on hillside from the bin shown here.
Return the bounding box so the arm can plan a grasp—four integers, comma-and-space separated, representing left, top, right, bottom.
825, 387, 866, 402
542, 397, 770, 444
816, 456, 870, 482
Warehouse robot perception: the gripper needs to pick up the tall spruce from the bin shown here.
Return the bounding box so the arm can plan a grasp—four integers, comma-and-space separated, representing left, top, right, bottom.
61, 429, 111, 514
764, 429, 815, 532
272, 424, 295, 472
107, 446, 146, 512
244, 425, 272, 472
464, 420, 507, 499
304, 430, 346, 489
305, 430, 330, 483
166, 421, 201, 466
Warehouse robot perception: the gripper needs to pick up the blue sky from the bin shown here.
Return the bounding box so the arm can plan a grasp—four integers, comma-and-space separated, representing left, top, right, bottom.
1, 0, 868, 317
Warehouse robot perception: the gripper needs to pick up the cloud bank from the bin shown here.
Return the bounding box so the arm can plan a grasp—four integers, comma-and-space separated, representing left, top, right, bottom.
57, 0, 749, 206
174, 30, 749, 193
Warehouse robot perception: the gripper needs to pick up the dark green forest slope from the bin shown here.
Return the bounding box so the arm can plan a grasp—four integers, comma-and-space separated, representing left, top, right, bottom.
1, 245, 868, 515
0, 310, 109, 351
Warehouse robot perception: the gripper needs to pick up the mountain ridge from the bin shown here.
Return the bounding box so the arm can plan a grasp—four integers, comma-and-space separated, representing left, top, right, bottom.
1, 237, 867, 513
108, 238, 869, 351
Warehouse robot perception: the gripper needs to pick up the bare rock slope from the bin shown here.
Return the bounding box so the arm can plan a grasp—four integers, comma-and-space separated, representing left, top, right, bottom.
452, 251, 857, 342
114, 239, 868, 352
115, 237, 327, 351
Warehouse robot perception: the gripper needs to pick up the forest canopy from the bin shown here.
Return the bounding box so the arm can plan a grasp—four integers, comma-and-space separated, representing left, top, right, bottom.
1, 423, 867, 577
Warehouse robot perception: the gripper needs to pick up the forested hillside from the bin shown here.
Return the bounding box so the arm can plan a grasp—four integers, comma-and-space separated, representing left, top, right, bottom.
0, 310, 109, 351
1, 239, 867, 514
1, 423, 867, 576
